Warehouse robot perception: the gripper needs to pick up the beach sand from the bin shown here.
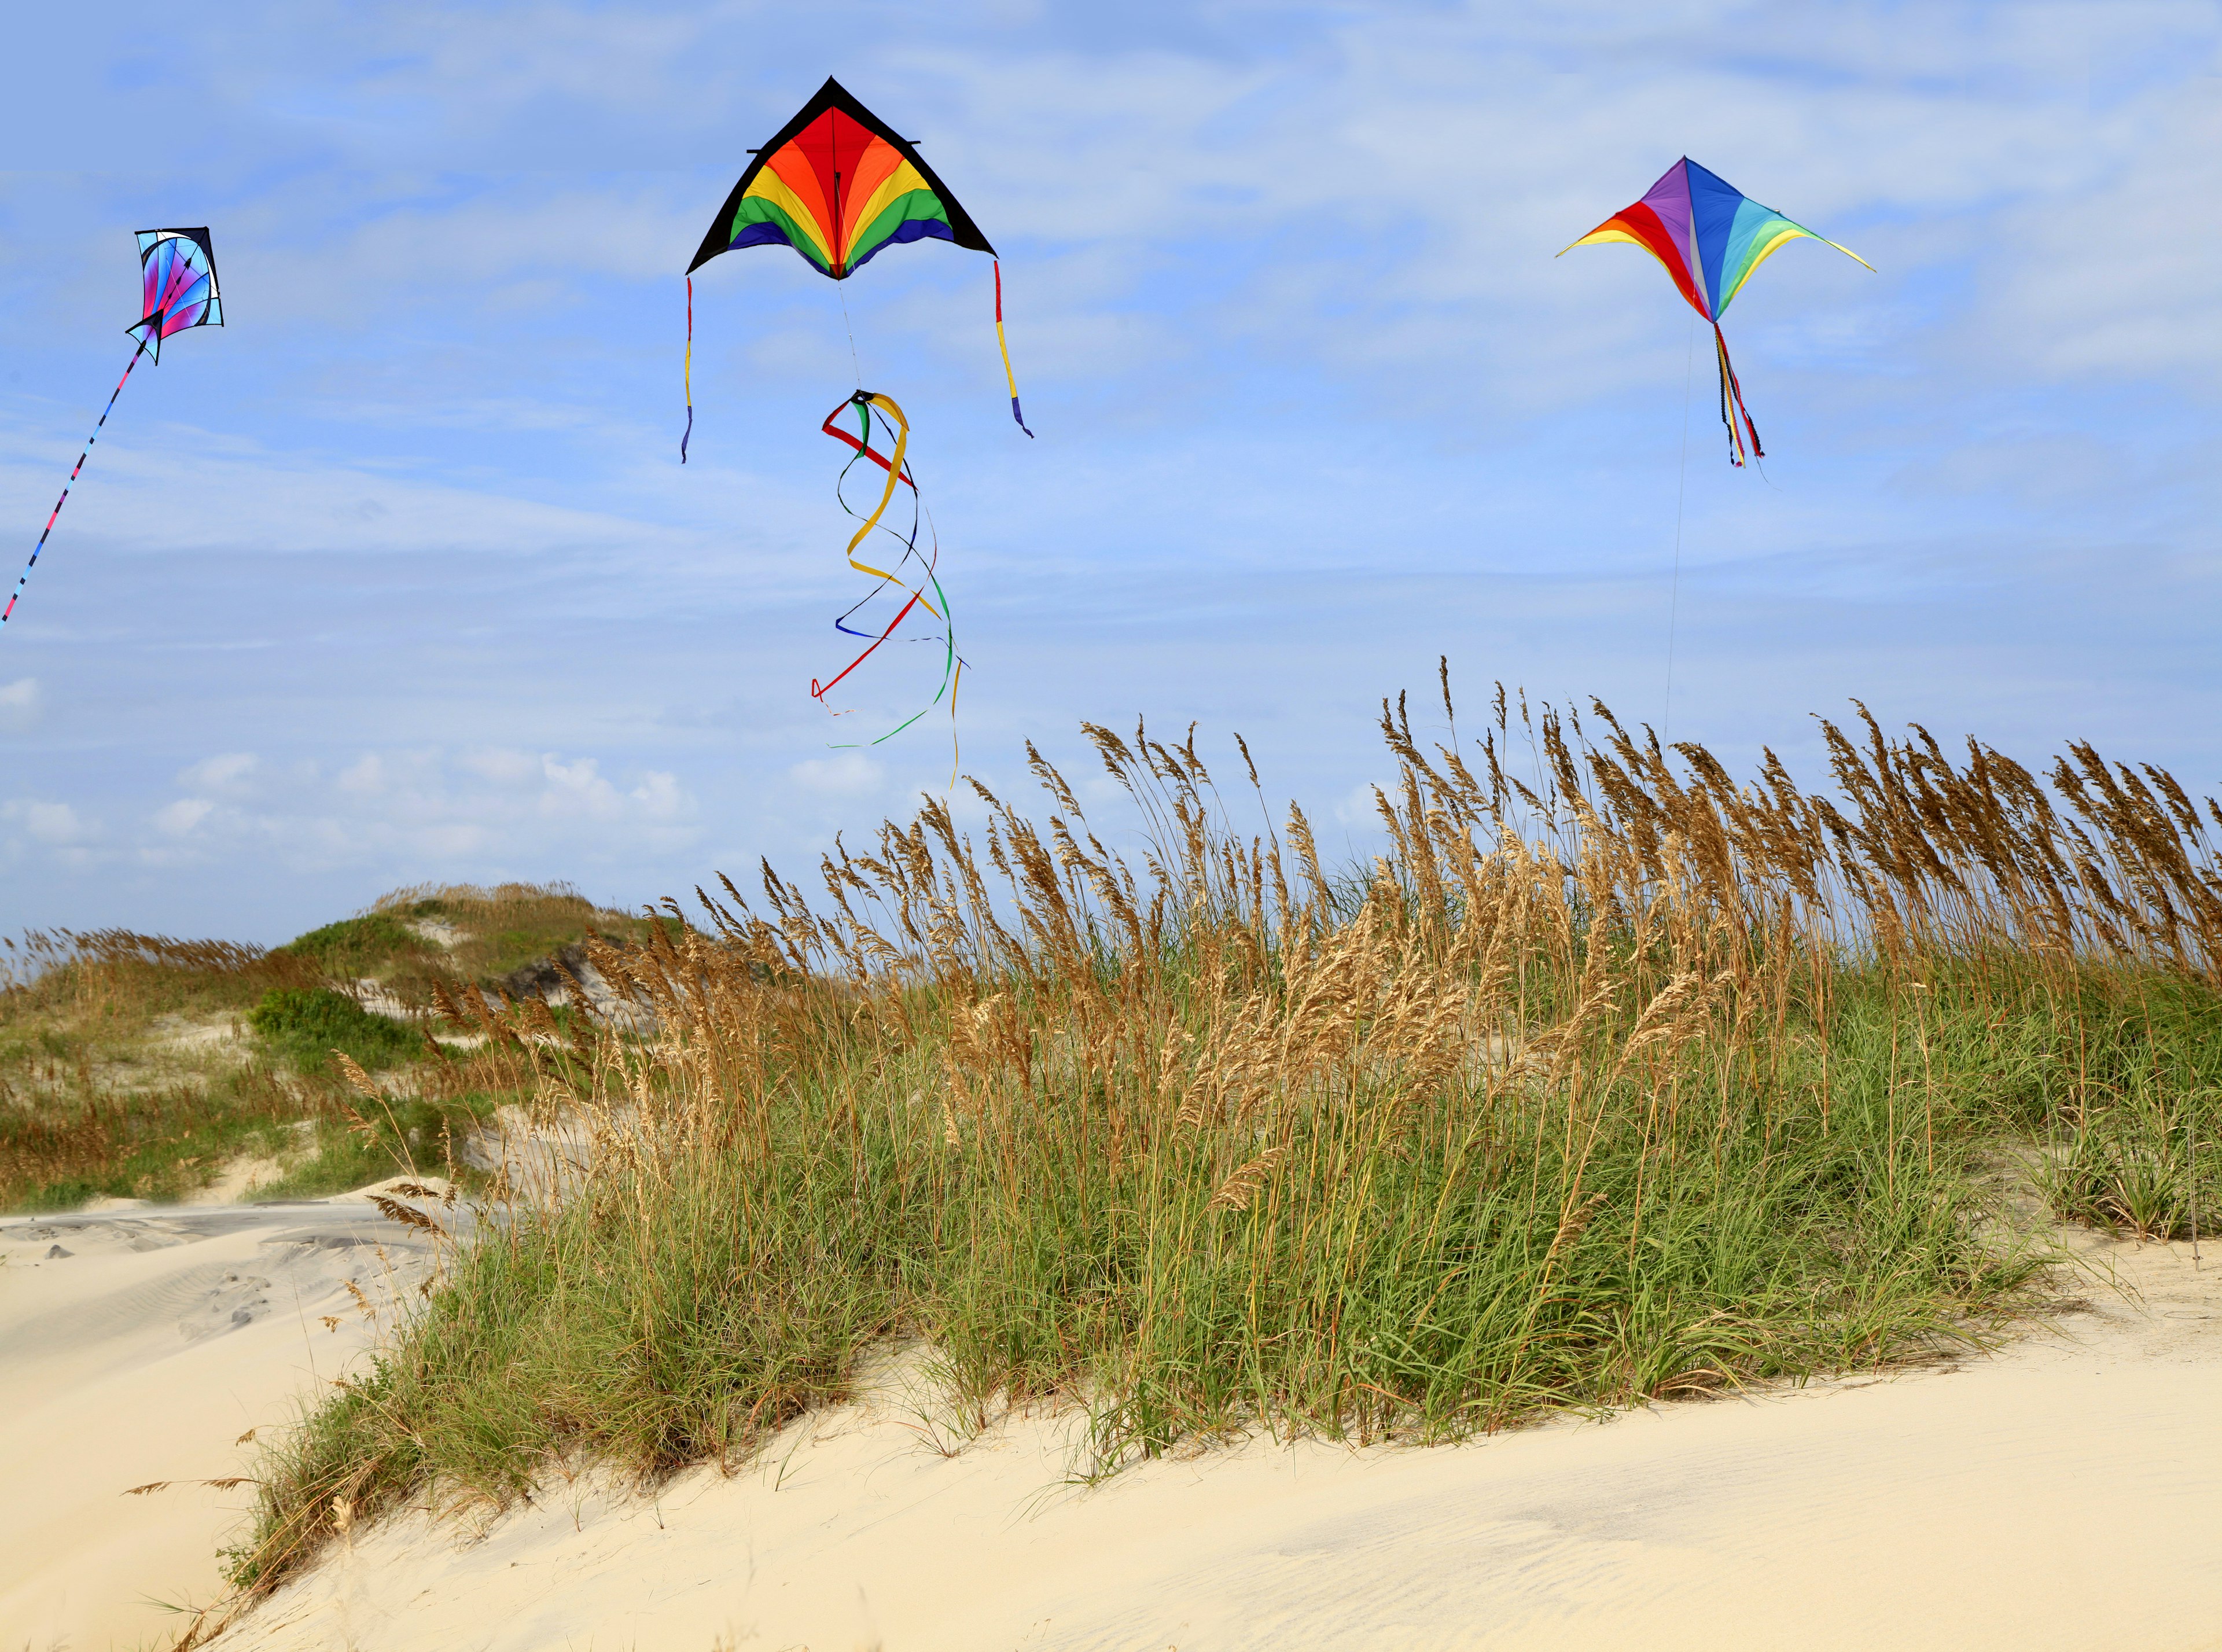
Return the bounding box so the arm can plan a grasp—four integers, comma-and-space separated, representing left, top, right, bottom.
185, 1224, 2221, 1651
0, 1185, 453, 1651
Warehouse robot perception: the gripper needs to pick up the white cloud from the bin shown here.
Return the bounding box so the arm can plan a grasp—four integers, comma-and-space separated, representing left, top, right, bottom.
539, 755, 621, 820
1975, 80, 2222, 384
789, 754, 886, 798
1331, 781, 1386, 830
154, 797, 215, 836
0, 677, 37, 730
180, 752, 257, 792
337, 755, 388, 795
5, 800, 87, 844
630, 771, 686, 821
460, 747, 540, 785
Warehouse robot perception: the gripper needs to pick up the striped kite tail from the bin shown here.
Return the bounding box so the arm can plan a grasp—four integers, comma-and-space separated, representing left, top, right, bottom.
680, 276, 695, 463
1710, 322, 1763, 469
992, 261, 1033, 438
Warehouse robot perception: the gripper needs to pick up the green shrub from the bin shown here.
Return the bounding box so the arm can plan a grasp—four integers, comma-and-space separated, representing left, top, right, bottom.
247, 987, 421, 1075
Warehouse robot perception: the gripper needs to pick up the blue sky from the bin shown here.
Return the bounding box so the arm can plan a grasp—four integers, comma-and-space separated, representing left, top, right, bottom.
0, 1, 2216, 942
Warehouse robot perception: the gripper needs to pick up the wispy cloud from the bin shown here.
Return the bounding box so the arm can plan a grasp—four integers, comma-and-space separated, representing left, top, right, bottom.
0, 0, 2214, 941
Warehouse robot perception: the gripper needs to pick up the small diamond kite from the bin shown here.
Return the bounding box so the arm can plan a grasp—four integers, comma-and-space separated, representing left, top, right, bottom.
1562, 160, 1869, 466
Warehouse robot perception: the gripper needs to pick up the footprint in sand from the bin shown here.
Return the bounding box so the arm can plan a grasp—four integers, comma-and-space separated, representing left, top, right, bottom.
179, 1272, 274, 1340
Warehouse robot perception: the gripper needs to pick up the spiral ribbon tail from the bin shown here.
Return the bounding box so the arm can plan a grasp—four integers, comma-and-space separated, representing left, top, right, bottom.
947, 658, 962, 790
1710, 322, 1763, 469
992, 261, 1034, 437
808, 390, 959, 753
680, 277, 694, 463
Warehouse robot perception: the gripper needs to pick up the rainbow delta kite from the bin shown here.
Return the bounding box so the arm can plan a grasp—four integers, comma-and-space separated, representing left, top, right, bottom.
685, 78, 1031, 767
3, 229, 224, 632
1562, 159, 1870, 466
683, 75, 1028, 453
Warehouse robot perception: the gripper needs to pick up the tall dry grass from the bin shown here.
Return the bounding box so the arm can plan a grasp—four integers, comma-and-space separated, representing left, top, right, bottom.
230, 679, 2222, 1599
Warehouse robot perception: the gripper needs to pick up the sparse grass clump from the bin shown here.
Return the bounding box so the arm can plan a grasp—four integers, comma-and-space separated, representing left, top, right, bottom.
235, 681, 2222, 1598
253, 1091, 504, 1202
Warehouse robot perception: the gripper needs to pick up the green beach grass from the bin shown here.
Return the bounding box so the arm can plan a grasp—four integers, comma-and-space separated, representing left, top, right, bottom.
223, 683, 2222, 1602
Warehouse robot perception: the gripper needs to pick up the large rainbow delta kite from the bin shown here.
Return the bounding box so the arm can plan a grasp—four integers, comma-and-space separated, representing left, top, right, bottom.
4, 228, 224, 632
684, 79, 1029, 771
1562, 159, 1870, 467
683, 75, 1028, 455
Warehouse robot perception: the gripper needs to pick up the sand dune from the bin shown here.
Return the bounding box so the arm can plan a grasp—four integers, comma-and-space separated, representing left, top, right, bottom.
0, 1188, 454, 1651
190, 1229, 2221, 1652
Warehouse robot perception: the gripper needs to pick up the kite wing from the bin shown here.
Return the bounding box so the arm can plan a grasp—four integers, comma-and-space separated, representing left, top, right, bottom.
130, 227, 223, 363
1559, 159, 1869, 465
1560, 159, 1869, 322
688, 77, 994, 279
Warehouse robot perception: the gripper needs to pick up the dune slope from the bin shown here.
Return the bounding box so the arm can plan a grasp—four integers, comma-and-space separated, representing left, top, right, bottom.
200, 1231, 2221, 1652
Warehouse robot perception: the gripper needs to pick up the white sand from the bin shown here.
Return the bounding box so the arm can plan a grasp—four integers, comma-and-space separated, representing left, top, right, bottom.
7, 1188, 2215, 1651
182, 1228, 2222, 1652
0, 1190, 453, 1650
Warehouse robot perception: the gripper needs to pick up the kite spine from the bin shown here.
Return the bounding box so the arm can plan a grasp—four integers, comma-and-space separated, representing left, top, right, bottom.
2, 333, 151, 632
993, 262, 1033, 437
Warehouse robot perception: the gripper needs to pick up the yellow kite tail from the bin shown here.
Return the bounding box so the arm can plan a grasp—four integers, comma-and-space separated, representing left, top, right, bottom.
993, 262, 1034, 437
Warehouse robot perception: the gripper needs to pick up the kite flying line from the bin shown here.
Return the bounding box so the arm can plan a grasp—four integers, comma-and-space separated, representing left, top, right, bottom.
2, 334, 149, 630
1562, 161, 1871, 735
4, 227, 224, 634
1664, 315, 1694, 744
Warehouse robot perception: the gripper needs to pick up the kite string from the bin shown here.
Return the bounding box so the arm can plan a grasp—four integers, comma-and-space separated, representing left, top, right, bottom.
2, 333, 149, 631
833, 167, 863, 389
1664, 313, 1695, 745
837, 285, 864, 390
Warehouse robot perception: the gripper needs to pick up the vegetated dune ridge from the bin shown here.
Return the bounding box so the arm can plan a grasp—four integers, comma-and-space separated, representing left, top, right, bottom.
14, 690, 2222, 1647
0, 881, 653, 1218
215, 687, 2220, 1644
205, 1229, 2222, 1650
0, 1182, 455, 1651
